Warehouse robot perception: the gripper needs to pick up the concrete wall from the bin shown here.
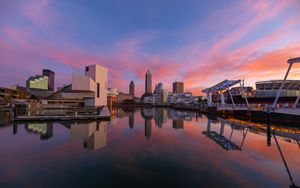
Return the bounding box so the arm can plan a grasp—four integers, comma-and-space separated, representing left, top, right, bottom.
70, 64, 108, 107
62, 92, 94, 99
72, 73, 95, 91
85, 65, 108, 106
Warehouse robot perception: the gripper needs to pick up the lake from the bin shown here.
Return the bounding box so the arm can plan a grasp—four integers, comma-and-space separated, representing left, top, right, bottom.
0, 107, 299, 188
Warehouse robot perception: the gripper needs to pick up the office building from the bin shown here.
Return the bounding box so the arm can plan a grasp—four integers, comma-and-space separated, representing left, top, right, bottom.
167, 92, 198, 105
26, 69, 55, 98
230, 86, 254, 97
42, 69, 55, 91
129, 81, 135, 98
173, 82, 184, 93
145, 70, 152, 94
26, 69, 55, 92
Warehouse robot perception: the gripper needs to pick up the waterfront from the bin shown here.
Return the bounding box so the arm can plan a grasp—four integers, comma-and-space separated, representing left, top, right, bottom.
0, 108, 299, 188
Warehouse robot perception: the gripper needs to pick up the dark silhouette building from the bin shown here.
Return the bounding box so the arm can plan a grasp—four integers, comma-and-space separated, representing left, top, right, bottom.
129, 112, 134, 129
145, 70, 152, 94
129, 81, 135, 98
173, 82, 184, 93
43, 69, 55, 91
145, 119, 152, 141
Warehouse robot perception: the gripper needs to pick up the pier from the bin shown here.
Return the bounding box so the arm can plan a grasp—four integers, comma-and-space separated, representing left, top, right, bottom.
12, 106, 111, 122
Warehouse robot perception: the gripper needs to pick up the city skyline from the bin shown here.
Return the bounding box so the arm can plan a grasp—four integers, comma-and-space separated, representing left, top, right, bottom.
1, 0, 300, 97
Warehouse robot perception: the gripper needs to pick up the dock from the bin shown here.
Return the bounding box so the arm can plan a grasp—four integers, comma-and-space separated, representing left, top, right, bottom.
13, 114, 111, 122
12, 106, 112, 122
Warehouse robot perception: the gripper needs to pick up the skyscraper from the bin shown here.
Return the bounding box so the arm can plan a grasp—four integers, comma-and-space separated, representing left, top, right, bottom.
129, 81, 135, 98
43, 69, 55, 91
145, 70, 152, 93
173, 82, 184, 93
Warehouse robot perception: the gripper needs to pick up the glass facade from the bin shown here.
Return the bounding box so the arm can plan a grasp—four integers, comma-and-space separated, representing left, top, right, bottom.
29, 76, 49, 90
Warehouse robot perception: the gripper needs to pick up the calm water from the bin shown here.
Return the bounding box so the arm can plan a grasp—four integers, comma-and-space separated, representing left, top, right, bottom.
0, 108, 299, 188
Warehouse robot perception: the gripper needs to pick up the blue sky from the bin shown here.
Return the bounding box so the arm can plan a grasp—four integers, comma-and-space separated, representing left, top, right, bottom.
0, 0, 300, 96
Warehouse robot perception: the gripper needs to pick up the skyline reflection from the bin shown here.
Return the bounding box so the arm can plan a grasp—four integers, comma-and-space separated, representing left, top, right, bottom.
3, 107, 300, 187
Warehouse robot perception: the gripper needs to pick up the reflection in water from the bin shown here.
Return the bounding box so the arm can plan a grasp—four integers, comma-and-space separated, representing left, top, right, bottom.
202, 119, 245, 150
212, 116, 300, 187
154, 108, 167, 128
25, 123, 53, 140
129, 112, 134, 129
273, 134, 299, 188
145, 118, 152, 141
70, 121, 107, 151
6, 107, 300, 187
13, 123, 53, 140
173, 119, 184, 129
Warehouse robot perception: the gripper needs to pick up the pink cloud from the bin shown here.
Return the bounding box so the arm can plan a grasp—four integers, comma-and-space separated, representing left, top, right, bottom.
1, 0, 300, 97
21, 0, 55, 28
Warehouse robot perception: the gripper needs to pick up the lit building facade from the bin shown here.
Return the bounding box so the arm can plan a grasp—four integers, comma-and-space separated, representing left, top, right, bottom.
27, 75, 49, 91
230, 86, 254, 97
167, 92, 198, 105
107, 88, 118, 106
255, 80, 300, 98
26, 69, 55, 92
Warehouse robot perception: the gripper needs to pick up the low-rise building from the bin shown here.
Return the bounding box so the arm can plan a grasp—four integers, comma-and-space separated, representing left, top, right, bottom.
26, 69, 55, 98
48, 64, 108, 107
107, 88, 118, 106
143, 82, 168, 105
230, 86, 254, 97
255, 80, 300, 98
117, 92, 133, 103
0, 85, 30, 106
167, 92, 198, 105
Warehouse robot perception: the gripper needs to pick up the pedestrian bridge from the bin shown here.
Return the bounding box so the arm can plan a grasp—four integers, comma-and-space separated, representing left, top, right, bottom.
202, 57, 300, 117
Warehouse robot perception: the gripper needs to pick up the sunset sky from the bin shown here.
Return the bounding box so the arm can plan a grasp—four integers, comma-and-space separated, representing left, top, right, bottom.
1, 0, 300, 96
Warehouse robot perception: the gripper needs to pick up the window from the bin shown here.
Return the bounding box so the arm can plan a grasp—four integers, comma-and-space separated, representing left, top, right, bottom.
85, 67, 89, 72
97, 83, 100, 98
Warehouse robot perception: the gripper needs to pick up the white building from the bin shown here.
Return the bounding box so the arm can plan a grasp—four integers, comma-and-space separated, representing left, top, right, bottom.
63, 64, 108, 107
167, 92, 198, 105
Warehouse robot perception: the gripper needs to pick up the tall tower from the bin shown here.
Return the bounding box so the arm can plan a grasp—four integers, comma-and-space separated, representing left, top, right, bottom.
145, 70, 152, 94
129, 81, 135, 98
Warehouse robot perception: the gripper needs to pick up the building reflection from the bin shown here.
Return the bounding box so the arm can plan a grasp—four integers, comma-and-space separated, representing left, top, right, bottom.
153, 108, 167, 128
141, 107, 154, 119
24, 123, 53, 140
172, 119, 184, 129
204, 116, 300, 151
70, 121, 107, 151
168, 108, 198, 121
145, 119, 152, 141
129, 112, 134, 129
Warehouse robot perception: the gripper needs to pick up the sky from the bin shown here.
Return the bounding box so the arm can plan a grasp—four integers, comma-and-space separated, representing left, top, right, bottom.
0, 0, 300, 96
